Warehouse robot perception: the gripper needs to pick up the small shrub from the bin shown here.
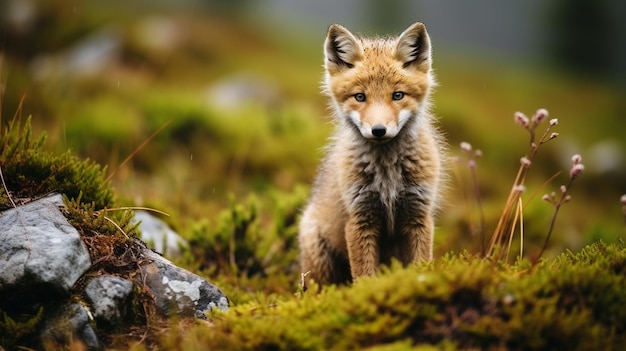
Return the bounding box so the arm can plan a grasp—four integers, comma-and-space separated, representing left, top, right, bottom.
183, 187, 307, 303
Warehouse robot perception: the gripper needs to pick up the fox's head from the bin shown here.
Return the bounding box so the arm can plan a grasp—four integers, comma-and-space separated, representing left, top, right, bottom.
323, 22, 434, 143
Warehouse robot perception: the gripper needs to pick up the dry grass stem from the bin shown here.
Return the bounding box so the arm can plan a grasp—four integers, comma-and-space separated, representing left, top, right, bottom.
106, 120, 172, 182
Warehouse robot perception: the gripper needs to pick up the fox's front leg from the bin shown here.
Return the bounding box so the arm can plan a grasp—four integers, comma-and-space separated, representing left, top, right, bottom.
345, 215, 381, 279
399, 213, 434, 264
396, 190, 435, 264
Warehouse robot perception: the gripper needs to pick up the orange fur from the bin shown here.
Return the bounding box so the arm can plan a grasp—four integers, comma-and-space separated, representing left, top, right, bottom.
299, 22, 446, 286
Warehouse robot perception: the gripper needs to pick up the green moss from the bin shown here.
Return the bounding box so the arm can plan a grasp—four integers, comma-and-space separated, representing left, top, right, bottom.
150, 242, 625, 350
0, 116, 114, 209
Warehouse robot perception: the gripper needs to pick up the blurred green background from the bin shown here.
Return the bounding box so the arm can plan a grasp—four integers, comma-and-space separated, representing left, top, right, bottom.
1, 0, 625, 259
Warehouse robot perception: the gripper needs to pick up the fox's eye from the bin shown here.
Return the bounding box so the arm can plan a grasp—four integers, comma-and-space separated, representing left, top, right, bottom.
354, 93, 366, 102
392, 92, 405, 100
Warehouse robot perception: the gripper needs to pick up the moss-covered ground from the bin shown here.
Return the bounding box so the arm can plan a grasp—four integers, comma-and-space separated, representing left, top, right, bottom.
146, 242, 626, 350
1, 2, 625, 349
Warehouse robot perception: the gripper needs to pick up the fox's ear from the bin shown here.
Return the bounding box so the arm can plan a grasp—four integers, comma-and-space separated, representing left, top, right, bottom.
324, 24, 363, 72
395, 22, 431, 72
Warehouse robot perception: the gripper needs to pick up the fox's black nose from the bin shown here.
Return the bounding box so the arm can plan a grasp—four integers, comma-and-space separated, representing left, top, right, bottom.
371, 125, 387, 138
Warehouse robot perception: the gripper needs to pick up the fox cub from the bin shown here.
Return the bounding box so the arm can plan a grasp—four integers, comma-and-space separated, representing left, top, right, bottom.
299, 22, 446, 285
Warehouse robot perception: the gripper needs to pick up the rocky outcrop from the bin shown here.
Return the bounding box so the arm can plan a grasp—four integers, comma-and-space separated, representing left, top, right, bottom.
0, 194, 229, 349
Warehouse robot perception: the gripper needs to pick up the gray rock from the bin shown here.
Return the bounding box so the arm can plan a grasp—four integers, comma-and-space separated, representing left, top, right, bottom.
140, 249, 229, 319
30, 26, 121, 81
84, 275, 134, 323
133, 210, 189, 258
40, 303, 102, 351
0, 193, 91, 303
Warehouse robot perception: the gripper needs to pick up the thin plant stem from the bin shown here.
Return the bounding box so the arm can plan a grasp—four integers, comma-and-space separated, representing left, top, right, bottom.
538, 177, 574, 259
102, 215, 130, 239
102, 206, 170, 217
518, 197, 524, 260
504, 196, 523, 263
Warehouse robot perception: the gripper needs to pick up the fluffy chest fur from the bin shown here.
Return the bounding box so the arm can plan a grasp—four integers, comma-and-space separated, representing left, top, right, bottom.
336, 118, 432, 235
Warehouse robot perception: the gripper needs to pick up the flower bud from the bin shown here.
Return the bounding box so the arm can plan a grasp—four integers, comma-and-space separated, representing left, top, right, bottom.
532, 108, 549, 124
514, 112, 529, 127
520, 156, 532, 168
560, 185, 567, 193
569, 163, 585, 179
571, 154, 582, 165
460, 141, 472, 153
549, 118, 559, 126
